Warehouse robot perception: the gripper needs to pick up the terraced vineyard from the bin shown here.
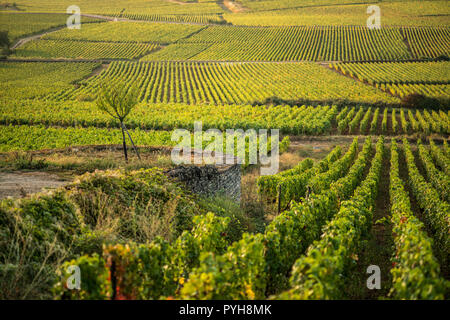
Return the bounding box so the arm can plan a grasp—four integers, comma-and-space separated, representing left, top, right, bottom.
56, 61, 398, 104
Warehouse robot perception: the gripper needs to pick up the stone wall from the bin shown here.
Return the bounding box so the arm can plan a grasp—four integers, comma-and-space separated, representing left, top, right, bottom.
166, 164, 241, 202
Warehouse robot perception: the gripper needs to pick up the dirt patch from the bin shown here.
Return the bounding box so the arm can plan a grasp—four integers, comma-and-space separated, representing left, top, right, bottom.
0, 172, 68, 199
222, 0, 247, 13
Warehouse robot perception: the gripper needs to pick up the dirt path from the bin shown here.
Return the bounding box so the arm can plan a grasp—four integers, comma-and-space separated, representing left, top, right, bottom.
11, 25, 68, 49
166, 0, 189, 5
0, 172, 68, 199
346, 145, 394, 299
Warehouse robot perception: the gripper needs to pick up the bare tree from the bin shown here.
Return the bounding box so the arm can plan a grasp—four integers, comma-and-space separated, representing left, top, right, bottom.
96, 83, 141, 162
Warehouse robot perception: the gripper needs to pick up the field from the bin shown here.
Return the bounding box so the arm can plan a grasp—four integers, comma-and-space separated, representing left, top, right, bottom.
0, 0, 449, 304
50, 61, 399, 104
224, 1, 450, 27
0, 12, 102, 41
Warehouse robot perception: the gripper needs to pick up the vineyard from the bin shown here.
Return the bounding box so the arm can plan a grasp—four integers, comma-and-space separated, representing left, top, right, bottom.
224, 1, 450, 27
0, 0, 449, 303
0, 99, 448, 138
3, 138, 448, 300
0, 61, 100, 99
13, 39, 159, 60
176, 25, 412, 61
52, 61, 398, 105
0, 12, 102, 41
43, 21, 205, 44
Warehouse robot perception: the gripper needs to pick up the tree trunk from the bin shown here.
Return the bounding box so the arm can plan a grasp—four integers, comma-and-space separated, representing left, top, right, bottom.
122, 123, 141, 160
121, 123, 128, 162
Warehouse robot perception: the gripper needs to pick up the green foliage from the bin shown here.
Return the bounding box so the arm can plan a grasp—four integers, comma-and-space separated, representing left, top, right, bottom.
276, 146, 342, 209
381, 108, 388, 133
14, 40, 158, 60
54, 254, 111, 300
104, 240, 177, 299
430, 139, 449, 175
257, 158, 314, 199
388, 140, 446, 299
96, 83, 139, 123
403, 138, 449, 266
337, 107, 355, 134
330, 137, 372, 201
264, 190, 339, 294
0, 191, 82, 299
280, 137, 384, 299
308, 137, 359, 194
0, 30, 10, 49
359, 107, 372, 134
392, 108, 398, 134
180, 233, 266, 300
0, 101, 339, 136
67, 168, 198, 242
370, 107, 379, 134
279, 136, 290, 154
417, 140, 449, 202
400, 108, 409, 133
348, 106, 364, 134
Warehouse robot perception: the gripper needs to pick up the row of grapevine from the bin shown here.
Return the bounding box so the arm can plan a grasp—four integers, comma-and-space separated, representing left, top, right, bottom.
337, 107, 355, 133
279, 137, 384, 299
263, 137, 373, 293
370, 107, 379, 134
430, 139, 449, 175
0, 100, 338, 136
402, 138, 449, 266
13, 40, 159, 60
384, 83, 449, 100
106, 12, 225, 24
417, 140, 449, 202
348, 107, 364, 134
359, 107, 372, 133
388, 140, 446, 299
340, 106, 449, 135
1, 101, 447, 143
257, 145, 342, 207
277, 138, 360, 209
